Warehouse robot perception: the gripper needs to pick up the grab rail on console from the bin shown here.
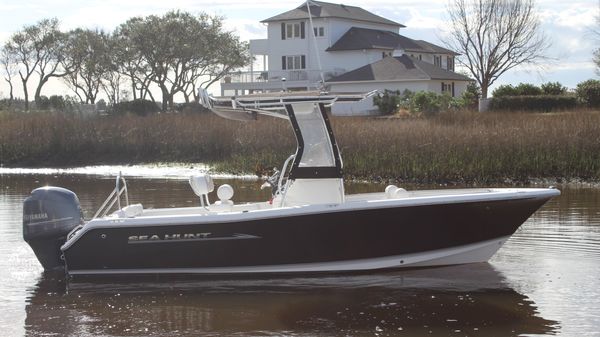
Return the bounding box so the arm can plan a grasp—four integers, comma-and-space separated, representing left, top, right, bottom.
93, 172, 130, 219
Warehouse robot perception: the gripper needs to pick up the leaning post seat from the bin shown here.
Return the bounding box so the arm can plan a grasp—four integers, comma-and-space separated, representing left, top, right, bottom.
189, 174, 214, 207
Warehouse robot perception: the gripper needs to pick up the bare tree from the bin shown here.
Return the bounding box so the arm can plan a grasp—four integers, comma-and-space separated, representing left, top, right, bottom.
101, 69, 123, 105
30, 19, 74, 105
4, 18, 74, 110
4, 27, 39, 110
0, 48, 16, 101
444, 0, 550, 98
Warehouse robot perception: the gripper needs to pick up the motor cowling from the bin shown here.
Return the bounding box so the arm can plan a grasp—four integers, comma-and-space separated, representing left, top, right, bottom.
23, 186, 84, 271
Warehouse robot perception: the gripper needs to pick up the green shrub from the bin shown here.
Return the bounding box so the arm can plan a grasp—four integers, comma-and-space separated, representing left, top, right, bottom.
410, 91, 456, 117
514, 83, 542, 96
459, 82, 480, 108
576, 79, 600, 107
493, 83, 544, 97
373, 90, 402, 114
96, 99, 108, 112
32, 95, 75, 112
0, 99, 11, 110
111, 99, 160, 116
490, 95, 577, 112
492, 84, 519, 97
175, 102, 210, 114
541, 82, 567, 95
36, 96, 51, 110
48, 95, 66, 111
375, 89, 469, 116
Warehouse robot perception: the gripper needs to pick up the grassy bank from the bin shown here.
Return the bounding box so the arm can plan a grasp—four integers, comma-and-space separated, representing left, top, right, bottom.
1, 110, 600, 184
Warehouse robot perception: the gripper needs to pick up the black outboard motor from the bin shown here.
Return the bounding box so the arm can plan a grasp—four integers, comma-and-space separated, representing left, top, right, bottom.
23, 187, 84, 271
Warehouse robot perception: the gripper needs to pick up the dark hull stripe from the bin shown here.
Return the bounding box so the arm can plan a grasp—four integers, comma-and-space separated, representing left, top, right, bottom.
63, 196, 550, 274
67, 235, 509, 275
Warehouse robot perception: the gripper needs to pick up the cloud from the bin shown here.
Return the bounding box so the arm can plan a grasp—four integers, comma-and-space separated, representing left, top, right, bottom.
0, 31, 11, 43
540, 6, 597, 31
224, 19, 267, 41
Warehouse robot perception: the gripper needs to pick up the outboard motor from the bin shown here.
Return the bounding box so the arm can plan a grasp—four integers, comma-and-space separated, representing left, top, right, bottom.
23, 187, 84, 271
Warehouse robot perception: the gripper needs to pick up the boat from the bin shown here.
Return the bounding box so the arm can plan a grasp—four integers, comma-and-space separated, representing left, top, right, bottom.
23, 90, 560, 276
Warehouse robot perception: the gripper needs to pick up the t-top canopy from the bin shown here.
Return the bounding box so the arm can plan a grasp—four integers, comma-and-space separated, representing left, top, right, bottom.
198, 89, 376, 121
198, 89, 376, 185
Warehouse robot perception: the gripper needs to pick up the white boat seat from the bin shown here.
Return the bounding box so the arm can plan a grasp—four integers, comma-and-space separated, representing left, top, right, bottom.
114, 203, 144, 218
385, 185, 399, 198
385, 185, 409, 199
394, 188, 409, 198
210, 184, 234, 212
189, 174, 214, 197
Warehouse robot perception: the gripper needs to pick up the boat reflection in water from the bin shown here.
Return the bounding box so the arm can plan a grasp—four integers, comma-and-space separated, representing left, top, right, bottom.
25, 264, 557, 336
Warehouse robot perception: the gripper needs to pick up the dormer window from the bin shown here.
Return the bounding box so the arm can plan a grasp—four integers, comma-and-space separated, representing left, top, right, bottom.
434, 55, 442, 67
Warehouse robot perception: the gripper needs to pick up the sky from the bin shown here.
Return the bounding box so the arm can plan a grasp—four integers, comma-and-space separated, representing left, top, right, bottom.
0, 0, 598, 100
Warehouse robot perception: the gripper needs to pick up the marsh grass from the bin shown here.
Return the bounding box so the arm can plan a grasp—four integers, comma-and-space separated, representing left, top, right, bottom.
1, 110, 599, 184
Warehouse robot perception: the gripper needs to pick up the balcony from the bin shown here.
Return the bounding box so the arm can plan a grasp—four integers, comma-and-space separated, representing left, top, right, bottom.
221, 70, 326, 93
222, 70, 326, 83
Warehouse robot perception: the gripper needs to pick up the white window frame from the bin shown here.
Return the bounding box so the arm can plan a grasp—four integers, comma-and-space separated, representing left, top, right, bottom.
434, 55, 442, 67
286, 23, 301, 39
313, 26, 325, 37
286, 55, 304, 70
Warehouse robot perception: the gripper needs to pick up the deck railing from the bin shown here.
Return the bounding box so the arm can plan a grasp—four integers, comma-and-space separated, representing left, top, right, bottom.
222, 70, 326, 84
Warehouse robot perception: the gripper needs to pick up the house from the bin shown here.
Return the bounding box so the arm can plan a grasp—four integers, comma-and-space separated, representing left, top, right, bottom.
221, 0, 471, 115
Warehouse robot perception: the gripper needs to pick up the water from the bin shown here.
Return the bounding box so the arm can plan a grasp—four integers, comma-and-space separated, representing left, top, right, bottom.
1, 171, 600, 336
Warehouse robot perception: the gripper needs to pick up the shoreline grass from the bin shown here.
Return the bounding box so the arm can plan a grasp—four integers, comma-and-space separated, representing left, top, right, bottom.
1, 110, 600, 185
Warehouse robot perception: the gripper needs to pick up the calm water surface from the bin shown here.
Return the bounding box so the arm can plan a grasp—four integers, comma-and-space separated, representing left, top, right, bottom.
1, 172, 599, 336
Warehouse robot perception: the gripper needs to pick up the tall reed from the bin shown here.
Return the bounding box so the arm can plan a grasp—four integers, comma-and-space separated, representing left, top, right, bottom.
1, 110, 599, 184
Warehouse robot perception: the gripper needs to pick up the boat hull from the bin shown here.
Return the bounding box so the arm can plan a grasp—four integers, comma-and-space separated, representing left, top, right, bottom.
62, 193, 552, 276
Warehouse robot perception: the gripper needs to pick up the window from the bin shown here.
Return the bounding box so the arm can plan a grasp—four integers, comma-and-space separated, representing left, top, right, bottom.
286, 23, 301, 38
441, 82, 455, 97
313, 26, 325, 37
296, 108, 335, 167
434, 55, 442, 67
447, 56, 454, 71
282, 55, 306, 70
281, 22, 305, 40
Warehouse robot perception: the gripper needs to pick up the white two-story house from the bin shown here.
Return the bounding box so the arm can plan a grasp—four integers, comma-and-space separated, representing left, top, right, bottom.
221, 1, 471, 114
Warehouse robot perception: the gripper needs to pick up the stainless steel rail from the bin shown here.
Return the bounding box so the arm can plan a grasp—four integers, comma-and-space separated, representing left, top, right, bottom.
93, 172, 130, 219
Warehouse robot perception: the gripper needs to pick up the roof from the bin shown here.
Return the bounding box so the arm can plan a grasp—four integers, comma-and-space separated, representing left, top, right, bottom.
409, 40, 458, 56
261, 1, 403, 27
327, 27, 459, 55
326, 55, 472, 83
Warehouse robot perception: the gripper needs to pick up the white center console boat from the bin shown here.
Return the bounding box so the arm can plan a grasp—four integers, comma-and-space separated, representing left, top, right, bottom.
23, 91, 559, 276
